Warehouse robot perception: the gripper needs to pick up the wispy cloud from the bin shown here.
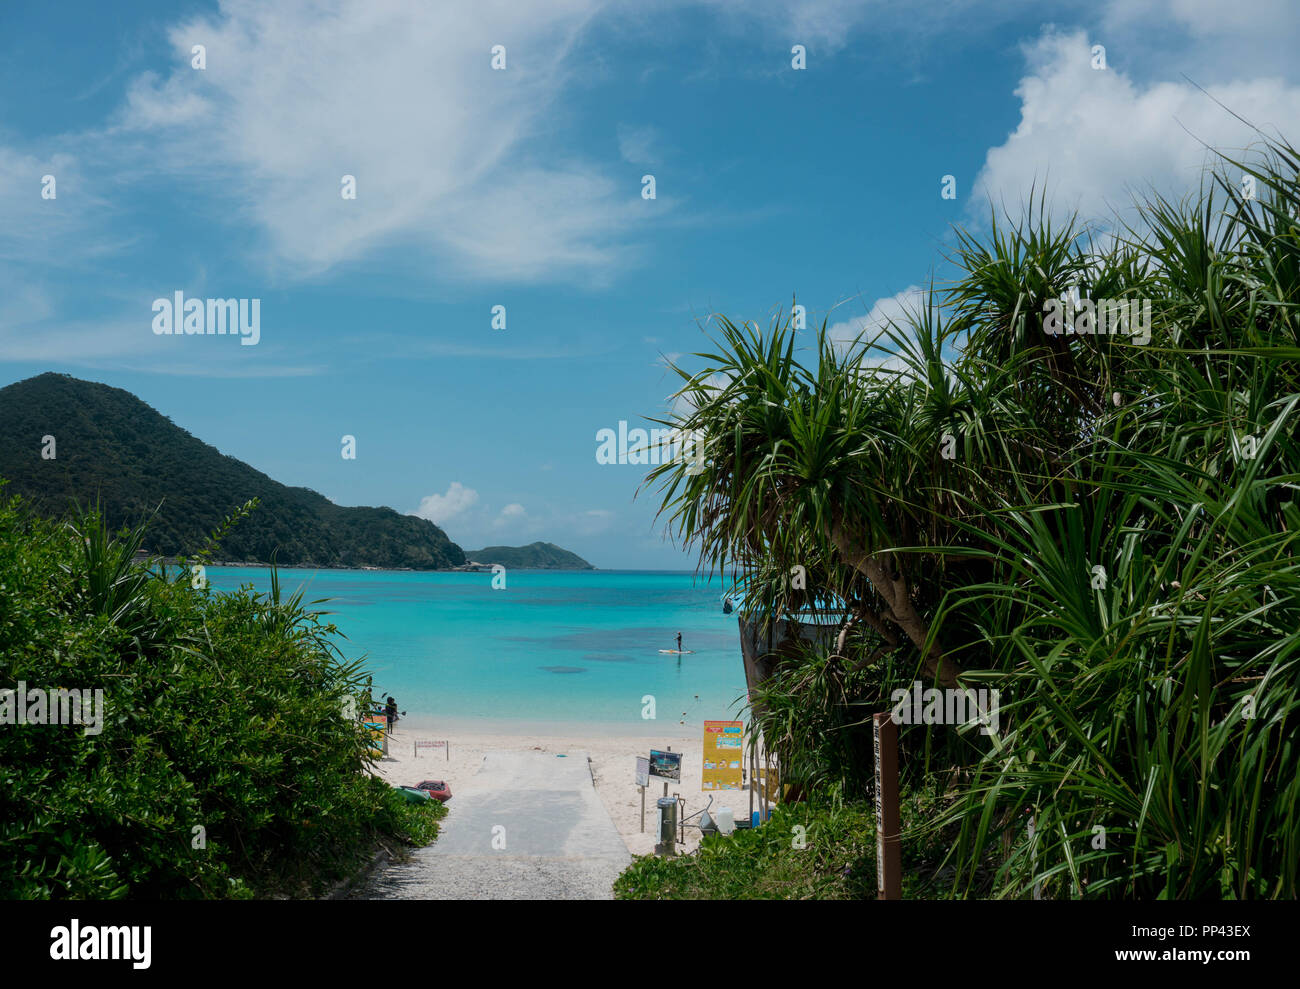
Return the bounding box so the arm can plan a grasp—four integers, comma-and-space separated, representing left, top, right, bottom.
617, 123, 662, 165
109, 0, 644, 284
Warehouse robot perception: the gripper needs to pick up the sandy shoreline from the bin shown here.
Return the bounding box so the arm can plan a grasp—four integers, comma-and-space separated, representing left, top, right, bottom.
369, 724, 766, 857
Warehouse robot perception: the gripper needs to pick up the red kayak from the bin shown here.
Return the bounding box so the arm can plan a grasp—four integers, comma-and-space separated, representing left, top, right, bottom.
415, 780, 452, 802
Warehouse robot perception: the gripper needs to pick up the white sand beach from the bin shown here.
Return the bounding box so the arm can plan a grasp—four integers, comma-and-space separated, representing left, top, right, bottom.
369, 724, 769, 857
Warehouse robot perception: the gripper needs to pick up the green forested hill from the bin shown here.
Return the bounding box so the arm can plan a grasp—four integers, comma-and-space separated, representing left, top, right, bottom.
465, 541, 594, 569
0, 372, 465, 569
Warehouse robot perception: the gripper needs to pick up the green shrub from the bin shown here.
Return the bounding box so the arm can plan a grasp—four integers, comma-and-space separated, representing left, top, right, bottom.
614, 799, 878, 900
0, 490, 435, 898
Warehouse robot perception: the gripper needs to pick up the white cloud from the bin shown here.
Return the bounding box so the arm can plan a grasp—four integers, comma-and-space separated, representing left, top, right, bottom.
414, 482, 479, 524
120, 71, 212, 129
115, 0, 641, 282
655, 351, 683, 369
827, 286, 926, 348
668, 369, 730, 420
824, 285, 940, 371
1098, 0, 1300, 79
617, 123, 661, 165
0, 147, 115, 268
455, 502, 610, 545
491, 504, 527, 527
577, 508, 615, 536
969, 28, 1300, 229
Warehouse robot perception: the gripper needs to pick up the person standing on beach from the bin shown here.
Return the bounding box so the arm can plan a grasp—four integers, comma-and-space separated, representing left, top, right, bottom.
385, 695, 398, 734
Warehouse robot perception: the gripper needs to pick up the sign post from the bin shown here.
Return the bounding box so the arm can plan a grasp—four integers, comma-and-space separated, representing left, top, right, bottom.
636, 757, 650, 833
873, 712, 902, 900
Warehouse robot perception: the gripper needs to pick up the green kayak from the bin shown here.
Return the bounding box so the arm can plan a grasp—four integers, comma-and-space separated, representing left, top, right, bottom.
395, 785, 431, 803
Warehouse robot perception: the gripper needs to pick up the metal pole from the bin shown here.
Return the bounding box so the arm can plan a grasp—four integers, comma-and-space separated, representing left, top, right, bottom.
748, 742, 755, 826
873, 712, 902, 900
663, 745, 671, 801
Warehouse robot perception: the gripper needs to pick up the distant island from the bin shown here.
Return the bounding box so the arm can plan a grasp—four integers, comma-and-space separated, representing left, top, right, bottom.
463, 542, 594, 570
0, 373, 590, 571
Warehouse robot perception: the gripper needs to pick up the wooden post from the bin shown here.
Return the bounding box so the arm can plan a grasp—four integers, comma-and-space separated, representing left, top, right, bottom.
639, 785, 646, 833
873, 712, 902, 900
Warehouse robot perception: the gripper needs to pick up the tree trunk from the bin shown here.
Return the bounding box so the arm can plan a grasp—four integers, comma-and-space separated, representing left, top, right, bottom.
829, 522, 964, 688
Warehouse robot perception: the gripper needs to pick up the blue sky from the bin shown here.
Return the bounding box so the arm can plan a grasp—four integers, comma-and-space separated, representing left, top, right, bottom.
2, 0, 1298, 567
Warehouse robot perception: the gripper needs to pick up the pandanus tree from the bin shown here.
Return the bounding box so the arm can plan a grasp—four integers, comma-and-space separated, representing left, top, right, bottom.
646, 311, 969, 690
928, 139, 1300, 899
645, 217, 1141, 693
648, 130, 1300, 897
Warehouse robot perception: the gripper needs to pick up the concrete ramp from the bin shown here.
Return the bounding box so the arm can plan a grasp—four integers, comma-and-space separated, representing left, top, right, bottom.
351, 750, 630, 900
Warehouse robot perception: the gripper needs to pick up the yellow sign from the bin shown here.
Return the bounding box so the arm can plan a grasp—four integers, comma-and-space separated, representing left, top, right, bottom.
701, 720, 744, 790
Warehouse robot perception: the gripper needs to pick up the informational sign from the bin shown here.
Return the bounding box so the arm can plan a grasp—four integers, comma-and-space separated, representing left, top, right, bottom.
635, 756, 650, 788
648, 749, 682, 782
414, 739, 449, 759
701, 720, 744, 790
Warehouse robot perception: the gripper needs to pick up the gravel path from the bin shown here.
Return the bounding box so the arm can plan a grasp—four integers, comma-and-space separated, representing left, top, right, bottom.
351, 749, 631, 900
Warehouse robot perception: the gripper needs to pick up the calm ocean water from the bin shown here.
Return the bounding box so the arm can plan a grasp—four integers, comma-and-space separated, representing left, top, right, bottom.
206, 567, 748, 734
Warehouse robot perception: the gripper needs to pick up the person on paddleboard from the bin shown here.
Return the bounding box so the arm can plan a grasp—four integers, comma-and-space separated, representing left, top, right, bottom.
676, 632, 682, 653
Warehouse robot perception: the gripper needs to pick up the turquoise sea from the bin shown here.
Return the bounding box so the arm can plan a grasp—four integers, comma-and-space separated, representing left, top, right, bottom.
206, 567, 748, 735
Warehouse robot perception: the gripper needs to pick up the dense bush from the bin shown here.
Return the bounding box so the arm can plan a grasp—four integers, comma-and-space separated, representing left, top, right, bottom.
0, 490, 440, 898
614, 798, 879, 900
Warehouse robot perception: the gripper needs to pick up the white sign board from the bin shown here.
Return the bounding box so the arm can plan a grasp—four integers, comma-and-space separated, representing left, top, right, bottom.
414, 739, 449, 758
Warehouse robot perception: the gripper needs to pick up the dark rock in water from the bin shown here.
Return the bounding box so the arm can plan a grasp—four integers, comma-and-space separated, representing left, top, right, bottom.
539, 666, 587, 674
582, 652, 635, 663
